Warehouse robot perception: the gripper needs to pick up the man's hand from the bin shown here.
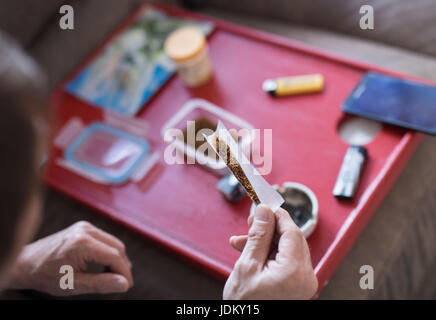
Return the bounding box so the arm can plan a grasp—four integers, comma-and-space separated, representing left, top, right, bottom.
8, 221, 133, 296
223, 205, 317, 300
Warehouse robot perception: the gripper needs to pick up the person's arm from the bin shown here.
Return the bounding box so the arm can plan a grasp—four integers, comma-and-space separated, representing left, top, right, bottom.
7, 221, 133, 296
224, 205, 318, 300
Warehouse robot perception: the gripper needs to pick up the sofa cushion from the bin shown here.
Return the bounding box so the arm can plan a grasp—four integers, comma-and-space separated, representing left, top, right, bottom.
188, 0, 436, 58
0, 0, 65, 46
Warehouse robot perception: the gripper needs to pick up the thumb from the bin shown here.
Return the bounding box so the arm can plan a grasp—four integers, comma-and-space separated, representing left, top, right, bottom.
73, 273, 130, 295
240, 204, 275, 264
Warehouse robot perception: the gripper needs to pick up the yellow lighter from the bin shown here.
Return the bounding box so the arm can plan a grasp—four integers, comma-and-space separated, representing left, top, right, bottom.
262, 74, 324, 97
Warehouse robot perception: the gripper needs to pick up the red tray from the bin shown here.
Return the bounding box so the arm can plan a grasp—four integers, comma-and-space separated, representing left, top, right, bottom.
46, 3, 424, 293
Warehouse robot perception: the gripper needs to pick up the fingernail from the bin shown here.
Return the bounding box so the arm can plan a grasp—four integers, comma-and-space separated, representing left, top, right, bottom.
113, 276, 128, 292
254, 204, 271, 222
229, 236, 234, 246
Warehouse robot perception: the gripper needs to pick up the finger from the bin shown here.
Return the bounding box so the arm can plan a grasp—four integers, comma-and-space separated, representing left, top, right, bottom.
231, 230, 281, 254
73, 273, 130, 295
230, 235, 248, 252
247, 215, 254, 228
240, 204, 276, 265
275, 207, 298, 235
83, 237, 134, 287
87, 228, 131, 267
274, 208, 307, 263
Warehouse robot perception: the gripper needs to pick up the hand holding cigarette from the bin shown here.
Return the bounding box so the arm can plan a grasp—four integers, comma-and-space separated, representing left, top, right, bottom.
223, 205, 318, 300
207, 122, 315, 299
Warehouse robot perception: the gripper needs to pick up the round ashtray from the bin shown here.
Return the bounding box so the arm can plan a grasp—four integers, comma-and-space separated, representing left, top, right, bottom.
250, 182, 318, 238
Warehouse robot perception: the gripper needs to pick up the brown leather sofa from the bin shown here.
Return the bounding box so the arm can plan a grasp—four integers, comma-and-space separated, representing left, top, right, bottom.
2, 0, 436, 299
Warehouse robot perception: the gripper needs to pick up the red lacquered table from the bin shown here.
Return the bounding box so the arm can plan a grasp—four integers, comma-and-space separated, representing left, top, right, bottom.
46, 3, 424, 293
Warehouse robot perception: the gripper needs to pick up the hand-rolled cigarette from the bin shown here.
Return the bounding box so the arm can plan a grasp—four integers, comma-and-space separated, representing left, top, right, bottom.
205, 121, 284, 212
214, 136, 260, 204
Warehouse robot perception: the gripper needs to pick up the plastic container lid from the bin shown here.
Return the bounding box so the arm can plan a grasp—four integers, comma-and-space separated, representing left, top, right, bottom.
164, 26, 206, 62
64, 123, 150, 184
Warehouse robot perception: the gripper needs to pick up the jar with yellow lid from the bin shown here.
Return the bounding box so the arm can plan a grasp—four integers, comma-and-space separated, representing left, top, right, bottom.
164, 26, 213, 87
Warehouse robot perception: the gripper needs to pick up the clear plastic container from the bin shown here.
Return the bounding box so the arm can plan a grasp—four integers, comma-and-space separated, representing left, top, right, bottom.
64, 123, 150, 184
161, 98, 254, 175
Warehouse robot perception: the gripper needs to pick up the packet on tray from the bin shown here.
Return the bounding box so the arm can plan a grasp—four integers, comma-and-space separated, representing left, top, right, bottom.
205, 121, 284, 212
